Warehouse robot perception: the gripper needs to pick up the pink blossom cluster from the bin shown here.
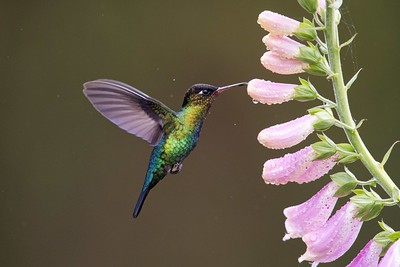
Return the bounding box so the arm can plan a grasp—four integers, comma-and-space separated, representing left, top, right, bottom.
247, 4, 400, 266
251, 4, 400, 266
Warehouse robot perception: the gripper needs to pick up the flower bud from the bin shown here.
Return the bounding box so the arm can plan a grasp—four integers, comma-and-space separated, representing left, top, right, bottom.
262, 34, 305, 59
258, 114, 318, 149
299, 202, 363, 265
261, 51, 306, 75
247, 79, 296, 105
257, 11, 300, 35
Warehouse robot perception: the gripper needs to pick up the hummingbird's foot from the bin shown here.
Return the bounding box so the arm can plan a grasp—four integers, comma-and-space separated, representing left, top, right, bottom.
170, 162, 183, 174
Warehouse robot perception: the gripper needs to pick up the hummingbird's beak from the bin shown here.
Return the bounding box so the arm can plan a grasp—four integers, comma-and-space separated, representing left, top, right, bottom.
216, 82, 248, 94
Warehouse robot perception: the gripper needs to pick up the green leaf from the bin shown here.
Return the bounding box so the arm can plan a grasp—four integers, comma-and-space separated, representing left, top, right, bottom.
345, 68, 362, 90
381, 141, 400, 166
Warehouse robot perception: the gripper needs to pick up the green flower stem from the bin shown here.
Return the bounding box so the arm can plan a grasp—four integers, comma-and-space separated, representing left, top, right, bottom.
324, 0, 400, 205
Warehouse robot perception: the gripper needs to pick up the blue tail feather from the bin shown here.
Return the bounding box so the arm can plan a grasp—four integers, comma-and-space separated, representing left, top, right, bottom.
133, 188, 149, 218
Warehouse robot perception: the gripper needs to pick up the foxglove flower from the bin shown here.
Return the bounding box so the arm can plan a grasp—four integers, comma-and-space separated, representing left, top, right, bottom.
262, 34, 305, 59
283, 182, 339, 241
261, 51, 306, 75
258, 114, 318, 149
247, 79, 296, 105
378, 239, 400, 267
299, 201, 363, 265
262, 145, 337, 185
257, 11, 300, 36
346, 240, 383, 267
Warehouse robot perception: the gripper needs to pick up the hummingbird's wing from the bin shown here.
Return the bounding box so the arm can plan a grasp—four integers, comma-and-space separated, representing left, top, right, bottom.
83, 79, 178, 146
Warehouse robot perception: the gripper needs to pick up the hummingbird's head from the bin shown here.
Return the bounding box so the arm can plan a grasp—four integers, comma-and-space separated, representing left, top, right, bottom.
181, 82, 247, 107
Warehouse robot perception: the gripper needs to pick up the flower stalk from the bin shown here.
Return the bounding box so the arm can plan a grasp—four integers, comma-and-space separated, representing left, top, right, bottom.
324, 0, 400, 204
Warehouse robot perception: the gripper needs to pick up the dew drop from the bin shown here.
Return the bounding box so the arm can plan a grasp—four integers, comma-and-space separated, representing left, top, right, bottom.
252, 99, 259, 104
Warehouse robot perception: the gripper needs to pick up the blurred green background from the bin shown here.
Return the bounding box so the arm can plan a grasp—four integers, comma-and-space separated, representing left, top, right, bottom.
1, 1, 399, 266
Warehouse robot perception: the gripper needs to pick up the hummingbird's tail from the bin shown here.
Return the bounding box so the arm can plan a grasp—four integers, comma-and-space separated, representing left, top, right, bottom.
133, 188, 149, 218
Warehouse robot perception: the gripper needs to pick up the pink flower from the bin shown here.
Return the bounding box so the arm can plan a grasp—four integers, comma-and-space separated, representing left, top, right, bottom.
257, 11, 300, 35
346, 240, 383, 267
258, 114, 318, 149
378, 239, 400, 267
262, 145, 337, 185
247, 79, 296, 105
261, 51, 307, 75
262, 34, 305, 59
283, 182, 340, 241
299, 202, 363, 265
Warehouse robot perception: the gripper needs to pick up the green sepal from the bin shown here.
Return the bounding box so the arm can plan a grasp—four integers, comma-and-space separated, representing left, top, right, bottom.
297, 0, 318, 13
293, 78, 317, 101
388, 232, 400, 241
312, 110, 335, 131
336, 143, 359, 164
294, 18, 316, 41
337, 155, 359, 164
351, 188, 384, 221
330, 171, 357, 197
374, 221, 399, 256
305, 62, 329, 76
312, 141, 336, 160
297, 43, 322, 64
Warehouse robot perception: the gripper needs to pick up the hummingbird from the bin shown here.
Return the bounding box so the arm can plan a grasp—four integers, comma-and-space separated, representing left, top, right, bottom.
83, 79, 247, 218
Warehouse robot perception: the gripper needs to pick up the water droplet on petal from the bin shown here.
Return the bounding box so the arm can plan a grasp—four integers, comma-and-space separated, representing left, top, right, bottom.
252, 99, 259, 104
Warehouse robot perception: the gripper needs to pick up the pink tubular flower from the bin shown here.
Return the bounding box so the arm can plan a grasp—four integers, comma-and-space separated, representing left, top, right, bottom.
378, 239, 400, 267
262, 34, 305, 59
261, 51, 306, 75
283, 182, 340, 241
257, 11, 300, 35
247, 78, 296, 105
299, 202, 363, 265
346, 240, 383, 267
262, 145, 337, 185
258, 114, 318, 149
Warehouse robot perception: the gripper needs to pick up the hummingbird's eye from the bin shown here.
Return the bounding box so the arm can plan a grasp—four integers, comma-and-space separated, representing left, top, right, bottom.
199, 89, 212, 96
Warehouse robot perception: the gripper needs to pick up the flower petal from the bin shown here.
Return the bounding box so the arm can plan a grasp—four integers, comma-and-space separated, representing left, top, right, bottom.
247, 78, 296, 105
257, 11, 300, 35
283, 182, 340, 241
299, 202, 363, 265
258, 114, 317, 149
347, 240, 383, 267
261, 51, 306, 75
263, 34, 305, 59
262, 146, 336, 185
378, 239, 400, 267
